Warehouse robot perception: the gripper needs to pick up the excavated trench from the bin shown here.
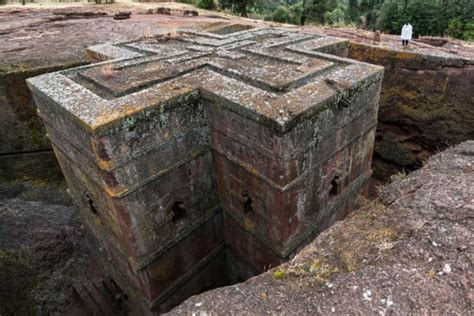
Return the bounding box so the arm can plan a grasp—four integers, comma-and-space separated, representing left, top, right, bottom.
1, 14, 473, 314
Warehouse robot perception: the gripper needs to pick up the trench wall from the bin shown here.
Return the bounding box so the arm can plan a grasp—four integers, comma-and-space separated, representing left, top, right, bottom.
348, 42, 474, 180
0, 63, 88, 155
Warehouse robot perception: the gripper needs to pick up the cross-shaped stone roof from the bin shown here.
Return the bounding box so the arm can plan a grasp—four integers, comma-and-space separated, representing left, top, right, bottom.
28, 28, 382, 135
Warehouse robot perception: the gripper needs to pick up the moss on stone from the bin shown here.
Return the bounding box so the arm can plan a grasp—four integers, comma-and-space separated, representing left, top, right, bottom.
375, 139, 421, 167
27, 120, 47, 146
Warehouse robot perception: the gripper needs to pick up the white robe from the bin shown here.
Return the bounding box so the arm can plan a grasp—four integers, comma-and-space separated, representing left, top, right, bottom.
401, 24, 413, 40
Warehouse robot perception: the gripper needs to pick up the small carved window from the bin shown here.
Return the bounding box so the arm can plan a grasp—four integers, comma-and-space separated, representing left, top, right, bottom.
242, 193, 254, 214
85, 193, 98, 215
170, 201, 187, 224
329, 176, 342, 198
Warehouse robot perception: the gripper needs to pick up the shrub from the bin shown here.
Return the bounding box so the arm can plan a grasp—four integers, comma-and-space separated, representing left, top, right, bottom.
196, 0, 215, 10
272, 5, 290, 23
306, 0, 328, 24
288, 2, 304, 25
446, 17, 463, 38
324, 4, 346, 25
462, 20, 474, 41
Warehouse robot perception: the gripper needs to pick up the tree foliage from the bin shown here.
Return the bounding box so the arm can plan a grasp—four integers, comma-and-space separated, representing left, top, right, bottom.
315, 0, 473, 39
272, 6, 290, 23
213, 0, 473, 40
306, 0, 328, 23
220, 0, 255, 17
324, 4, 347, 25
196, 0, 215, 10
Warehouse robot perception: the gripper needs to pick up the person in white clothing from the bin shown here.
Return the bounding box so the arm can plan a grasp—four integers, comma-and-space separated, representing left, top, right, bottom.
401, 23, 413, 46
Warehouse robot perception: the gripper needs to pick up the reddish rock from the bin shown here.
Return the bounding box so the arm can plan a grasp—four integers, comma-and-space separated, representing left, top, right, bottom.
170, 141, 474, 315
348, 42, 474, 180
28, 28, 383, 313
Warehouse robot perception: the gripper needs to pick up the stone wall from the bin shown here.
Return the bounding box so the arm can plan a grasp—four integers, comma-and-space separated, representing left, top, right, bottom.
2, 6, 472, 186
0, 5, 212, 158
348, 42, 474, 180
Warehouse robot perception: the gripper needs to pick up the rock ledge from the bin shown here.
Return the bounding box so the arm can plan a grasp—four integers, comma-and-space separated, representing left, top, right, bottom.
171, 141, 474, 314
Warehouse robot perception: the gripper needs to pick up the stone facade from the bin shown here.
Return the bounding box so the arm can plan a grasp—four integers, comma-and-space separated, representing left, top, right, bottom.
27, 28, 383, 313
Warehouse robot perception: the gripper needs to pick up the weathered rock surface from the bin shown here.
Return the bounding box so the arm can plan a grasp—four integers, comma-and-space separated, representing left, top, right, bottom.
295, 27, 474, 180
1, 4, 473, 313
171, 141, 474, 314
0, 151, 69, 203
0, 3, 246, 155
1, 3, 473, 183
0, 198, 89, 315
0, 150, 102, 315
346, 42, 474, 180
28, 25, 383, 313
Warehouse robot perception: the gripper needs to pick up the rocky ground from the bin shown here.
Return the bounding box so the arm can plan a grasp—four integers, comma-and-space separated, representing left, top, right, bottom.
1, 143, 472, 314
171, 141, 474, 314
1, 2, 472, 71
0, 152, 101, 315
0, 2, 258, 71
0, 2, 473, 314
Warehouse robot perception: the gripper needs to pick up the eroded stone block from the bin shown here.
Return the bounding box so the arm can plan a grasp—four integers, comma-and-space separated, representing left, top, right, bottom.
28, 28, 383, 313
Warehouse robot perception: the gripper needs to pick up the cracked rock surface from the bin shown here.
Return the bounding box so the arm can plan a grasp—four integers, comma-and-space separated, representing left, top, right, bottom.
171, 141, 474, 315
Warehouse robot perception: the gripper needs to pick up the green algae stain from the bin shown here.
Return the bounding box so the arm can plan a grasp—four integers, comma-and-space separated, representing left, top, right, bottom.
27, 120, 46, 146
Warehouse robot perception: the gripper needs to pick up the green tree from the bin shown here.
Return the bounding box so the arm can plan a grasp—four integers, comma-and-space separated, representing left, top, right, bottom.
216, 0, 474, 38
324, 4, 347, 25
289, 2, 304, 24
272, 5, 290, 22
348, 0, 359, 22
197, 0, 215, 10
220, 0, 254, 17
306, 0, 328, 24
377, 1, 401, 33
463, 20, 474, 40
359, 0, 384, 29
447, 17, 464, 38
374, 0, 474, 38
409, 0, 441, 36
252, 0, 286, 13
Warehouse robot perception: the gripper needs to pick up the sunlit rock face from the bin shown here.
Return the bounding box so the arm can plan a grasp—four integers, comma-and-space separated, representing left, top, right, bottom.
27, 28, 383, 314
